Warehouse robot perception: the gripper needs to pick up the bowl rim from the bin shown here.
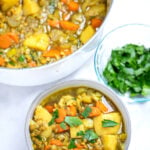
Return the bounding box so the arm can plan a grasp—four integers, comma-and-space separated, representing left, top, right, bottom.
94, 23, 150, 97
0, 0, 114, 72
25, 79, 131, 150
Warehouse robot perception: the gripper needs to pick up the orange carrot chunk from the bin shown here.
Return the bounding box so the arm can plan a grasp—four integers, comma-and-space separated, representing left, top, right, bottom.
89, 107, 101, 117
91, 18, 102, 28
67, 105, 77, 116
55, 108, 66, 123
7, 32, 19, 43
55, 124, 70, 133
45, 105, 54, 113
68, 1, 79, 11
0, 57, 5, 66
48, 20, 60, 28
49, 139, 63, 146
43, 49, 61, 58
0, 34, 12, 49
60, 21, 79, 31
96, 101, 108, 113
28, 61, 37, 67
44, 145, 51, 150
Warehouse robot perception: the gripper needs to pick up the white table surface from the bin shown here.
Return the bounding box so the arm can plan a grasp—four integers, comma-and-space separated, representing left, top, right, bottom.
0, 0, 150, 149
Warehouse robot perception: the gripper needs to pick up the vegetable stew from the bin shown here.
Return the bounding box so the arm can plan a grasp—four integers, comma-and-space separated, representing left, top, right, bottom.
0, 0, 107, 68
30, 87, 127, 150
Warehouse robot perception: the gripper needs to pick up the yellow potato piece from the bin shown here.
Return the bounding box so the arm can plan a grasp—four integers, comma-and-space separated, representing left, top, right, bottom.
24, 33, 50, 51
94, 112, 121, 136
34, 105, 52, 123
102, 135, 118, 150
23, 0, 40, 16
70, 124, 85, 138
83, 118, 93, 129
80, 25, 95, 44
41, 126, 52, 138
0, 0, 19, 11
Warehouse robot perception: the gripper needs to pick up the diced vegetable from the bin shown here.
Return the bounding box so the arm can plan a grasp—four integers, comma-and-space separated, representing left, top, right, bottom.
67, 106, 77, 116
23, 0, 40, 16
91, 18, 102, 28
80, 25, 95, 44
60, 21, 79, 31
89, 107, 101, 117
24, 33, 50, 51
68, 1, 79, 11
0, 0, 19, 11
70, 124, 85, 138
48, 20, 60, 28
55, 123, 69, 133
48, 109, 58, 125
81, 106, 92, 118
43, 49, 60, 58
41, 126, 52, 138
96, 101, 108, 113
34, 105, 52, 123
49, 139, 63, 146
102, 135, 118, 150
94, 112, 121, 136
45, 105, 54, 113
0, 57, 5, 66
82, 119, 93, 129
0, 34, 12, 49
55, 108, 66, 123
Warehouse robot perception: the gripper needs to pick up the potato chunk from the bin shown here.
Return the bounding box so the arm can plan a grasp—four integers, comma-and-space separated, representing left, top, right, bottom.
24, 33, 50, 51
23, 0, 40, 16
94, 112, 121, 136
80, 25, 95, 44
34, 105, 52, 123
0, 0, 19, 11
70, 124, 85, 138
83, 118, 93, 129
41, 126, 52, 138
102, 135, 118, 150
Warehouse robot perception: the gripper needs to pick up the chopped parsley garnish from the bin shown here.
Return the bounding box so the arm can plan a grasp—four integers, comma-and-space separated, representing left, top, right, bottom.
18, 55, 25, 62
102, 119, 119, 127
35, 135, 42, 141
68, 139, 77, 149
103, 44, 150, 97
65, 116, 82, 127
60, 122, 67, 130
48, 109, 59, 126
81, 106, 92, 118
77, 130, 98, 143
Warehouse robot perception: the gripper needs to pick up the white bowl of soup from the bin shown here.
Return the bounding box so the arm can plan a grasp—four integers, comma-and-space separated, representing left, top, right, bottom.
25, 80, 131, 150
0, 0, 113, 86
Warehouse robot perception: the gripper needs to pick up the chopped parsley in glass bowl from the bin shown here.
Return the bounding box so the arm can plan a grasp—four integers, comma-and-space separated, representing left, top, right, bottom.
94, 24, 150, 102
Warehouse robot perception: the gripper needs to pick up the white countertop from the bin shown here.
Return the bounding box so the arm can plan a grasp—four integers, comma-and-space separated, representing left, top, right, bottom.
0, 0, 150, 149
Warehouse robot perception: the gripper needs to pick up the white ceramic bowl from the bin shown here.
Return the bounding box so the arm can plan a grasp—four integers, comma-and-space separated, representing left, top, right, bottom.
0, 0, 113, 86
25, 80, 131, 150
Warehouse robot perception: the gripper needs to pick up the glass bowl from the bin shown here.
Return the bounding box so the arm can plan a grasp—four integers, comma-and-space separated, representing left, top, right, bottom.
94, 24, 150, 102
25, 80, 131, 149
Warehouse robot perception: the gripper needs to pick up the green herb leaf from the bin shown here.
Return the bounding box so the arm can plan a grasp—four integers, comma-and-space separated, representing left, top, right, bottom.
77, 130, 85, 136
48, 109, 59, 126
84, 130, 98, 142
68, 139, 77, 149
18, 55, 25, 62
77, 130, 98, 142
60, 122, 67, 130
81, 106, 92, 118
35, 135, 42, 141
9, 61, 15, 66
102, 119, 119, 127
65, 116, 82, 127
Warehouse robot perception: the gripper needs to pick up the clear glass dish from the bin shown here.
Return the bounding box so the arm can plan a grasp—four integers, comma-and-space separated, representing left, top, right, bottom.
94, 24, 150, 102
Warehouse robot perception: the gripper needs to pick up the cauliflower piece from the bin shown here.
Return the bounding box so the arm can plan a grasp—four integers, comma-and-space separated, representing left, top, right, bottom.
80, 93, 92, 104
58, 95, 76, 107
34, 105, 52, 123
94, 112, 121, 136
24, 33, 50, 51
41, 126, 52, 138
0, 0, 19, 11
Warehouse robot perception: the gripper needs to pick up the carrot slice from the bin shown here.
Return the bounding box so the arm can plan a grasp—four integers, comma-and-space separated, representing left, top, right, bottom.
55, 124, 70, 133
43, 49, 61, 58
45, 105, 54, 113
0, 57, 5, 66
0, 34, 12, 49
28, 61, 37, 67
67, 105, 77, 116
7, 32, 19, 43
44, 145, 51, 150
96, 101, 108, 113
48, 20, 60, 28
89, 107, 101, 117
49, 139, 63, 146
60, 21, 79, 31
68, 1, 79, 11
55, 108, 66, 123
91, 18, 102, 28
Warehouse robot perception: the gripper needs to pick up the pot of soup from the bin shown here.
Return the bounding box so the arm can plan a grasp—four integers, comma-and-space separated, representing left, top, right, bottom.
25, 80, 131, 150
0, 0, 113, 86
